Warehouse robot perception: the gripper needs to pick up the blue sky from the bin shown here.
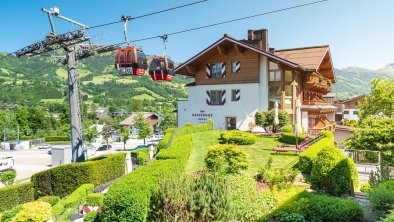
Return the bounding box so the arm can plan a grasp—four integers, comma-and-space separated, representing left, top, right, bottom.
0, 0, 393, 69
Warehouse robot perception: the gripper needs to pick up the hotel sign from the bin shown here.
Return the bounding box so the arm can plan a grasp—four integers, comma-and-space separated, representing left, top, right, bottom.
192, 110, 213, 124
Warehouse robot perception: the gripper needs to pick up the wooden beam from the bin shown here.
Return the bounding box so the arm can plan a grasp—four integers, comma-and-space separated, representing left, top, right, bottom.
319, 69, 333, 77
217, 45, 227, 56
234, 44, 243, 54
186, 65, 198, 74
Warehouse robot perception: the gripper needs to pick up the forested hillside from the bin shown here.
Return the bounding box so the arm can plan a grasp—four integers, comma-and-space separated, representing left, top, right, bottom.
0, 52, 191, 112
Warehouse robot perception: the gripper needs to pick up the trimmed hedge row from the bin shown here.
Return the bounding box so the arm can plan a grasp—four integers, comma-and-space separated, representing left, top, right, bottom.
279, 132, 306, 145
220, 130, 256, 145
298, 131, 335, 173
0, 182, 34, 212
176, 120, 214, 136
156, 128, 174, 150
44, 136, 70, 142
102, 121, 214, 221
102, 136, 193, 221
272, 191, 364, 222
31, 153, 125, 198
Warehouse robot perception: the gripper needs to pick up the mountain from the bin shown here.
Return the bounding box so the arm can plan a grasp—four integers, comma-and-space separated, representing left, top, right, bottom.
332, 64, 394, 99
0, 52, 192, 112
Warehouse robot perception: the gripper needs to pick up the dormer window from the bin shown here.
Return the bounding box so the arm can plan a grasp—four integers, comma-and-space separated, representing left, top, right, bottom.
206, 63, 226, 78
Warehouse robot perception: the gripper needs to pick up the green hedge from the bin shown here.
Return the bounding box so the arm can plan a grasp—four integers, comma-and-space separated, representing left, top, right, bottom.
156, 128, 174, 150
279, 132, 306, 145
44, 136, 70, 142
86, 193, 104, 206
102, 121, 214, 222
272, 191, 364, 222
298, 131, 335, 173
52, 184, 94, 219
0, 182, 34, 212
220, 130, 256, 145
176, 120, 214, 136
31, 153, 125, 198
38, 195, 60, 206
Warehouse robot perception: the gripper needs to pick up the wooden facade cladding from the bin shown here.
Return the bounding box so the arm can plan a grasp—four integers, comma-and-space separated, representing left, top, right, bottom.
194, 46, 260, 85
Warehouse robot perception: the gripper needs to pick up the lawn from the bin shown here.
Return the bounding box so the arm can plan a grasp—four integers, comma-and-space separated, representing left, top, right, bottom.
244, 136, 298, 176
185, 130, 298, 176
132, 94, 155, 100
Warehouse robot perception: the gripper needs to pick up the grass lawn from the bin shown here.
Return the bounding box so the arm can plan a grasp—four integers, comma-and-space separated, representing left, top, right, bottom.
185, 130, 298, 176
56, 67, 67, 79
132, 94, 155, 100
185, 130, 221, 174
244, 136, 298, 176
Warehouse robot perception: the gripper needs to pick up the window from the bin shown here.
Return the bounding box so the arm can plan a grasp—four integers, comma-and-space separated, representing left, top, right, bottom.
269, 62, 281, 81
285, 70, 293, 82
231, 89, 240, 101
353, 111, 358, 115
210, 90, 223, 105
211, 63, 223, 78
232, 61, 240, 73
344, 111, 349, 114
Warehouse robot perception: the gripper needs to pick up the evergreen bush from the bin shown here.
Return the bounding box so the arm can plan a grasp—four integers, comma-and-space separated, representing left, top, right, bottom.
220, 130, 256, 145
205, 144, 249, 174
368, 180, 394, 221
86, 193, 104, 206
31, 153, 125, 198
156, 128, 174, 150
12, 201, 52, 222
38, 196, 60, 206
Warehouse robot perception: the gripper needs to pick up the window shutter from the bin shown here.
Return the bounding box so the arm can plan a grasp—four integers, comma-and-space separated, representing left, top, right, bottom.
206, 90, 211, 105
235, 61, 240, 73
206, 63, 211, 78
220, 90, 226, 105
221, 62, 226, 78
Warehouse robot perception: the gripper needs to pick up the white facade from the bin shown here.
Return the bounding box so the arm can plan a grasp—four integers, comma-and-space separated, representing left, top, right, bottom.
344, 109, 359, 121
178, 83, 260, 130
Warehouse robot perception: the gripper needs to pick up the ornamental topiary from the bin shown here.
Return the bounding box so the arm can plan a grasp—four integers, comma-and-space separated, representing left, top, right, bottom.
220, 130, 256, 145
205, 144, 249, 174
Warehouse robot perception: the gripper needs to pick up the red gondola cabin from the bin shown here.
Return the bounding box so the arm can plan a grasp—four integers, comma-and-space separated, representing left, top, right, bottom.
115, 46, 148, 76
148, 56, 175, 81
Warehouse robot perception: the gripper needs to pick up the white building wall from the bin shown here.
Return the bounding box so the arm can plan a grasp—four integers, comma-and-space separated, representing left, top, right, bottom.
301, 111, 309, 131
344, 109, 359, 121
178, 83, 261, 131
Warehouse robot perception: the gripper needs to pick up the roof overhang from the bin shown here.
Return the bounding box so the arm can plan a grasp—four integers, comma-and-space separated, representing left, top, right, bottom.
175, 35, 301, 77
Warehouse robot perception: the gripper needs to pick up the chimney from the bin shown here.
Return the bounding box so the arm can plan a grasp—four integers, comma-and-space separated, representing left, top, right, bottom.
244, 29, 268, 51
269, 47, 275, 54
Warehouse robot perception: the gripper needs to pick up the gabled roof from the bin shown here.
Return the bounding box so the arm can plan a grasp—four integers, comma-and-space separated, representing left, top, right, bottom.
175, 35, 301, 76
119, 112, 159, 126
339, 95, 367, 104
274, 45, 329, 70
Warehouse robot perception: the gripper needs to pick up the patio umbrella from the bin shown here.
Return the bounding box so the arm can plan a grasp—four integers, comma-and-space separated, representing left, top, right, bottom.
294, 98, 302, 149
274, 101, 280, 126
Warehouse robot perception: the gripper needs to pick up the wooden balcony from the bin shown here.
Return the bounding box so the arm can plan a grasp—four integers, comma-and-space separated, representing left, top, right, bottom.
303, 100, 333, 105
304, 73, 332, 94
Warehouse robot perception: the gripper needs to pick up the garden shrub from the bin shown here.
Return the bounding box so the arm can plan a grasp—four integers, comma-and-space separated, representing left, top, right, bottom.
12, 201, 52, 222
0, 206, 22, 222
227, 174, 276, 221
257, 158, 299, 190
31, 153, 125, 198
0, 182, 34, 212
152, 173, 230, 222
273, 191, 364, 222
272, 211, 306, 222
0, 171, 16, 186
298, 130, 335, 173
38, 196, 60, 206
102, 121, 213, 222
220, 130, 256, 145
205, 144, 249, 173
44, 136, 70, 142
282, 125, 293, 133
368, 180, 394, 221
380, 210, 394, 222
360, 182, 371, 193
279, 132, 306, 145
137, 152, 149, 165
85, 211, 98, 222
52, 184, 94, 219
156, 128, 174, 150
86, 193, 104, 206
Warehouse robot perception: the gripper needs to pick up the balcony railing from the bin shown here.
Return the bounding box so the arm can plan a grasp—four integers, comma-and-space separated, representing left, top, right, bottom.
304, 73, 332, 94
307, 123, 336, 136
303, 100, 333, 105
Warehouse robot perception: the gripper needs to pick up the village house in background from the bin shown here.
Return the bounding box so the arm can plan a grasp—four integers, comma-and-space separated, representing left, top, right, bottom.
110, 109, 130, 118
176, 28, 336, 135
119, 112, 160, 136
335, 95, 366, 122
95, 107, 108, 119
